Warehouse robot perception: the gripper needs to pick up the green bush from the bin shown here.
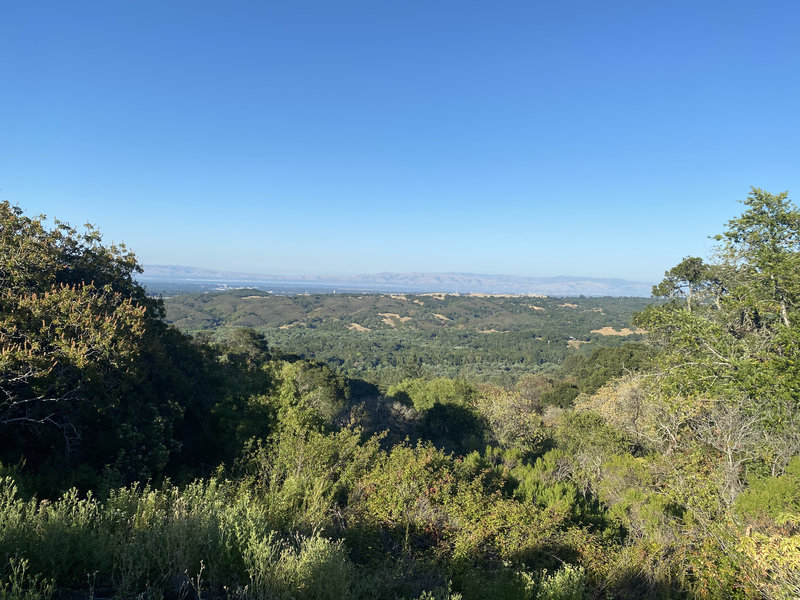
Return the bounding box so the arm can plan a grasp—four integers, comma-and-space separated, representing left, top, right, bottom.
242, 532, 353, 600
537, 565, 587, 600
735, 456, 800, 527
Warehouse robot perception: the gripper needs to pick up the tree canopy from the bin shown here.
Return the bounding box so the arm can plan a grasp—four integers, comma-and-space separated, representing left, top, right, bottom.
636, 187, 800, 487
0, 203, 217, 486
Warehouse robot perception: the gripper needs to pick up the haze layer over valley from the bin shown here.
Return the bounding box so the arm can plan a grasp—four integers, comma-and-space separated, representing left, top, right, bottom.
141, 265, 652, 297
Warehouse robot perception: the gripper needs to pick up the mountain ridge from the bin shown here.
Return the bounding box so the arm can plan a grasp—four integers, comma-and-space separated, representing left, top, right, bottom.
141, 264, 653, 297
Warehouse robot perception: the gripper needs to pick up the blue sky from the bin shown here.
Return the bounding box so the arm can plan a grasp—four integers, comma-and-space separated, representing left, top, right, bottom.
2, 1, 799, 283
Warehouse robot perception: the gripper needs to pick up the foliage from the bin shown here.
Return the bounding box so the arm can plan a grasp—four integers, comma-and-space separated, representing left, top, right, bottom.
241, 532, 355, 600
388, 378, 477, 412
651, 256, 716, 313
561, 343, 653, 396
635, 189, 800, 477
5, 193, 800, 599
0, 557, 54, 600
536, 565, 587, 600
625, 189, 800, 596
474, 388, 546, 457
0, 203, 187, 486
164, 290, 650, 385
734, 456, 800, 526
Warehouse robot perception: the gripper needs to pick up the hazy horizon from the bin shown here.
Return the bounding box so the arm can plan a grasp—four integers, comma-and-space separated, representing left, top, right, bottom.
3, 1, 799, 283
139, 263, 655, 297
141, 263, 654, 283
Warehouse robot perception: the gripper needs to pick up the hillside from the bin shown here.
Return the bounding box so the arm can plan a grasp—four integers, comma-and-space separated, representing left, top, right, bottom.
164, 291, 650, 382
4, 190, 800, 599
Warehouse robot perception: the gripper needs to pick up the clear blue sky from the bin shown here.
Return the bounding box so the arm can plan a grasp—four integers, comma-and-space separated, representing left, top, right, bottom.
2, 1, 799, 283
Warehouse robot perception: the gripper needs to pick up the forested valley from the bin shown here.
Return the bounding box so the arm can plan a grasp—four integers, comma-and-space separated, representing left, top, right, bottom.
163, 290, 650, 385
1, 188, 799, 599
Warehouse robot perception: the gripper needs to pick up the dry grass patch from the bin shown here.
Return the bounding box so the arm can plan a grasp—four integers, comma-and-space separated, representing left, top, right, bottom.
378, 313, 412, 326
378, 313, 411, 322
433, 313, 451, 322
529, 305, 545, 311
559, 303, 579, 308
590, 326, 644, 336
348, 323, 371, 332
279, 321, 305, 330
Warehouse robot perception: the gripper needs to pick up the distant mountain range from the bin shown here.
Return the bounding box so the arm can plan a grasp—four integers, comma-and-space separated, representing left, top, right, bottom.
141, 265, 653, 297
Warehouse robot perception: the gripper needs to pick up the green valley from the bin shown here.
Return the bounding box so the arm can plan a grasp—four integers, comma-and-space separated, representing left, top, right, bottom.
164, 291, 650, 384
